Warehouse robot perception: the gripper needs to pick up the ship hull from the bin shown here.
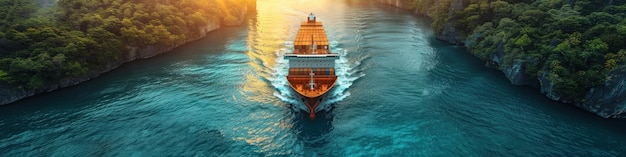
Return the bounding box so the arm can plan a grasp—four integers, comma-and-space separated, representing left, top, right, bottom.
286, 75, 337, 119
292, 85, 335, 120
304, 96, 321, 119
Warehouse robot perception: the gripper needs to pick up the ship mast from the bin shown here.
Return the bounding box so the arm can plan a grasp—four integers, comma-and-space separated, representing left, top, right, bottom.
309, 70, 315, 90
309, 31, 316, 89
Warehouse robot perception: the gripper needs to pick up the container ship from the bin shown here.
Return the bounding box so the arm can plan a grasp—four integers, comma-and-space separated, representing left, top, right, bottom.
284, 13, 339, 119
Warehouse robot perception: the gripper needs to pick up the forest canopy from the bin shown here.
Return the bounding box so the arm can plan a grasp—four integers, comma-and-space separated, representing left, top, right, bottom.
411, 0, 626, 101
0, 0, 247, 89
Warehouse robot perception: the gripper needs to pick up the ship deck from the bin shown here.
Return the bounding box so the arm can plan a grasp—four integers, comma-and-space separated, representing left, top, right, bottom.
293, 21, 330, 54
287, 76, 337, 98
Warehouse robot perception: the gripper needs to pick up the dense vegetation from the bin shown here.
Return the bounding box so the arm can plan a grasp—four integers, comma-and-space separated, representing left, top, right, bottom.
410, 0, 626, 101
0, 0, 247, 89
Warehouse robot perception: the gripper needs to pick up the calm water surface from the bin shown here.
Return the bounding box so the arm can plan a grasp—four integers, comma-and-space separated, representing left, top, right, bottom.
2, 0, 626, 156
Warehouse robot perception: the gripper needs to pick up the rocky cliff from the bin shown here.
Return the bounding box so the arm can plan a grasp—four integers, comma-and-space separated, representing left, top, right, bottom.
376, 0, 626, 117
435, 0, 465, 45
223, 0, 253, 26
536, 63, 626, 118
582, 65, 626, 118
125, 19, 221, 61
0, 1, 255, 105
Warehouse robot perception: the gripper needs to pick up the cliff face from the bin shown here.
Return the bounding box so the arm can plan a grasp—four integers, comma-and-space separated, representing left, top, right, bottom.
125, 19, 221, 61
503, 61, 534, 85
223, 0, 250, 26
538, 72, 563, 101
582, 65, 626, 118
376, 0, 626, 118
0, 2, 255, 105
538, 63, 626, 118
487, 40, 534, 86
435, 0, 464, 45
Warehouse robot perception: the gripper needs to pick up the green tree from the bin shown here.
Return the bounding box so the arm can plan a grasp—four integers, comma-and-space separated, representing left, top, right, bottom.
0, 70, 9, 81
514, 34, 532, 50
491, 1, 513, 22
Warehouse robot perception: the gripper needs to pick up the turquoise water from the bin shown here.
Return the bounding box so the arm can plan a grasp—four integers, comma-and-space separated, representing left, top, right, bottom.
2, 0, 626, 156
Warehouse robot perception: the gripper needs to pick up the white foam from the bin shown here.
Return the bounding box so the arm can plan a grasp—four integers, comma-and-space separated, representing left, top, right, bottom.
284, 41, 294, 48
268, 48, 302, 108
316, 48, 366, 112
270, 42, 366, 113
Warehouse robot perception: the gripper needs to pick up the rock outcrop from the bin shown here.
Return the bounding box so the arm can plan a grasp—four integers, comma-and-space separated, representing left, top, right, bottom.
502, 61, 534, 85
435, 0, 465, 45
538, 72, 563, 101
582, 65, 626, 118
436, 21, 463, 45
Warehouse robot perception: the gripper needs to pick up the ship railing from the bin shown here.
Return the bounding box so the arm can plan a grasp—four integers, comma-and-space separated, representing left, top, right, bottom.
284, 53, 339, 58
287, 75, 337, 78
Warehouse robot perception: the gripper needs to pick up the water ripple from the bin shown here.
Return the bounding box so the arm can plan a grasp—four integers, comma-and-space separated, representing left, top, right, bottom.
1, 0, 626, 156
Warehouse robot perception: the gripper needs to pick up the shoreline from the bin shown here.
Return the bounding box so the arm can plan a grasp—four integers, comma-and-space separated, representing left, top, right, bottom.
0, 1, 256, 106
375, 0, 626, 118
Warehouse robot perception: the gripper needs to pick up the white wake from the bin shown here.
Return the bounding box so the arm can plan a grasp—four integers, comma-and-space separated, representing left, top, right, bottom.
271, 41, 366, 113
